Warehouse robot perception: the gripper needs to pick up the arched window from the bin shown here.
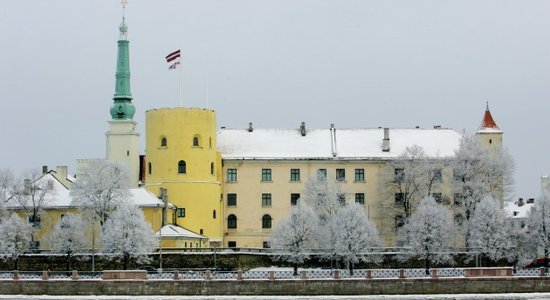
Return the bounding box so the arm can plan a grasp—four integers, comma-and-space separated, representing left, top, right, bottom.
262, 215, 272, 229
178, 160, 187, 174
161, 137, 167, 147
210, 162, 214, 175
209, 137, 212, 149
148, 162, 152, 175
213, 210, 216, 219
193, 135, 200, 147
228, 214, 237, 229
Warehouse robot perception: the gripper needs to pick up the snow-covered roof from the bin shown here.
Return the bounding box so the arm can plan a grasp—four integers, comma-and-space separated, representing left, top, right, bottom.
155, 224, 206, 240
217, 127, 463, 160
5, 173, 165, 209
504, 198, 536, 219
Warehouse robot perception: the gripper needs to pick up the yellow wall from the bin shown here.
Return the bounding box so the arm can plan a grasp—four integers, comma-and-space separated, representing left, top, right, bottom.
222, 160, 462, 248
145, 108, 223, 246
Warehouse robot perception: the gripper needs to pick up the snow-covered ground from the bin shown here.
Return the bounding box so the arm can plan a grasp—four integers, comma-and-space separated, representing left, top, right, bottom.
2, 294, 550, 300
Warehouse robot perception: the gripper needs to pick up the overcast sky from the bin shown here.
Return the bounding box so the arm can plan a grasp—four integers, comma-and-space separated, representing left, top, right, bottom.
1, 0, 549, 198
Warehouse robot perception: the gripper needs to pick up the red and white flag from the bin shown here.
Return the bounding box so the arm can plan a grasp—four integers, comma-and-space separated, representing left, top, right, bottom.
166, 49, 181, 62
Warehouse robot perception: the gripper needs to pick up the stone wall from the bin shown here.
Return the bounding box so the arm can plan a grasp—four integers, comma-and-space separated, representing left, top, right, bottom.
2, 277, 550, 296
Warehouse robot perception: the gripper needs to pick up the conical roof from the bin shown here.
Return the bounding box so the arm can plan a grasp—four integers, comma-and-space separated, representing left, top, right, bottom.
478, 103, 502, 133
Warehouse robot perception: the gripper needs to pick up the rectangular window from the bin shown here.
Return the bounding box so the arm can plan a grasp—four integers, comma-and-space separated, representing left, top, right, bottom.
290, 193, 300, 206
177, 208, 186, 218
290, 169, 300, 182
355, 193, 365, 205
433, 193, 442, 204
395, 193, 405, 205
263, 241, 271, 249
317, 169, 327, 180
337, 193, 346, 204
355, 169, 365, 182
227, 168, 237, 182
336, 169, 345, 181
261, 169, 272, 181
434, 169, 443, 183
228, 241, 237, 248
227, 194, 237, 206
453, 169, 462, 181
394, 168, 405, 182
28, 214, 41, 225
262, 193, 272, 207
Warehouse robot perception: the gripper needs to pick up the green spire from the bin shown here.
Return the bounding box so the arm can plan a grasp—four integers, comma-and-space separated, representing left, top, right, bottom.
110, 5, 135, 120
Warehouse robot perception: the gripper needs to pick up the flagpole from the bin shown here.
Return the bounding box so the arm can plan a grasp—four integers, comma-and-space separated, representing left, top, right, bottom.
205, 54, 209, 109
179, 58, 184, 107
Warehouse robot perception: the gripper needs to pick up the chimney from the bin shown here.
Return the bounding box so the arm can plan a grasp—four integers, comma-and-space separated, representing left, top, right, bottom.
42, 165, 48, 174
248, 122, 253, 132
24, 179, 32, 194
300, 122, 306, 136
330, 124, 337, 157
382, 128, 390, 152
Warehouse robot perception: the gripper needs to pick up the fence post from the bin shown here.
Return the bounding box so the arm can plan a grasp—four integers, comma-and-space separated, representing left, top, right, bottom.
237, 270, 243, 281
399, 268, 405, 279
72, 270, 78, 280
366, 270, 372, 280
431, 268, 437, 279
268, 271, 275, 281
12, 271, 18, 281
173, 271, 179, 280
41, 270, 48, 280
540, 267, 546, 277
205, 270, 212, 281
333, 270, 340, 280
300, 270, 307, 280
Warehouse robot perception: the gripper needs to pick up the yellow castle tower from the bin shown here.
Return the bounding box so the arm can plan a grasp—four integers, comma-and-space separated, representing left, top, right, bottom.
145, 108, 223, 247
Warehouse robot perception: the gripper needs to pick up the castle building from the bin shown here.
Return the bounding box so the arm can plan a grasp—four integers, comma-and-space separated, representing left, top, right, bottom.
143, 106, 503, 248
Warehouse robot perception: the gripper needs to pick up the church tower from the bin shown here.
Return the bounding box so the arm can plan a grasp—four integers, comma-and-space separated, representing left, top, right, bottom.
106, 3, 140, 187
476, 102, 503, 148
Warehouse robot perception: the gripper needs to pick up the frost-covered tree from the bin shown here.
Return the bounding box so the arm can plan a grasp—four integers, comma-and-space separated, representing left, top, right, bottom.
302, 172, 346, 263
380, 145, 448, 219
331, 203, 382, 275
467, 196, 512, 266
271, 201, 319, 276
400, 197, 454, 274
0, 214, 33, 270
525, 192, 550, 267
452, 135, 515, 221
49, 214, 87, 271
101, 203, 157, 270
70, 160, 131, 226
10, 169, 55, 247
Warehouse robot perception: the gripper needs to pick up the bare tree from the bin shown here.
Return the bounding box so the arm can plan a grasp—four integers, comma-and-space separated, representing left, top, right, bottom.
0, 214, 33, 270
271, 201, 319, 276
331, 203, 382, 275
380, 145, 447, 219
70, 160, 130, 226
49, 214, 88, 271
11, 169, 55, 246
101, 203, 157, 270
400, 196, 454, 274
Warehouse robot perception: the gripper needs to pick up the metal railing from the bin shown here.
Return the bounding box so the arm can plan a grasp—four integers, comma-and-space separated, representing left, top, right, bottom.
0, 267, 545, 281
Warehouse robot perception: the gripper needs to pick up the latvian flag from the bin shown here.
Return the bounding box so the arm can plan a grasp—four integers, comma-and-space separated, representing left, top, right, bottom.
166, 49, 181, 69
